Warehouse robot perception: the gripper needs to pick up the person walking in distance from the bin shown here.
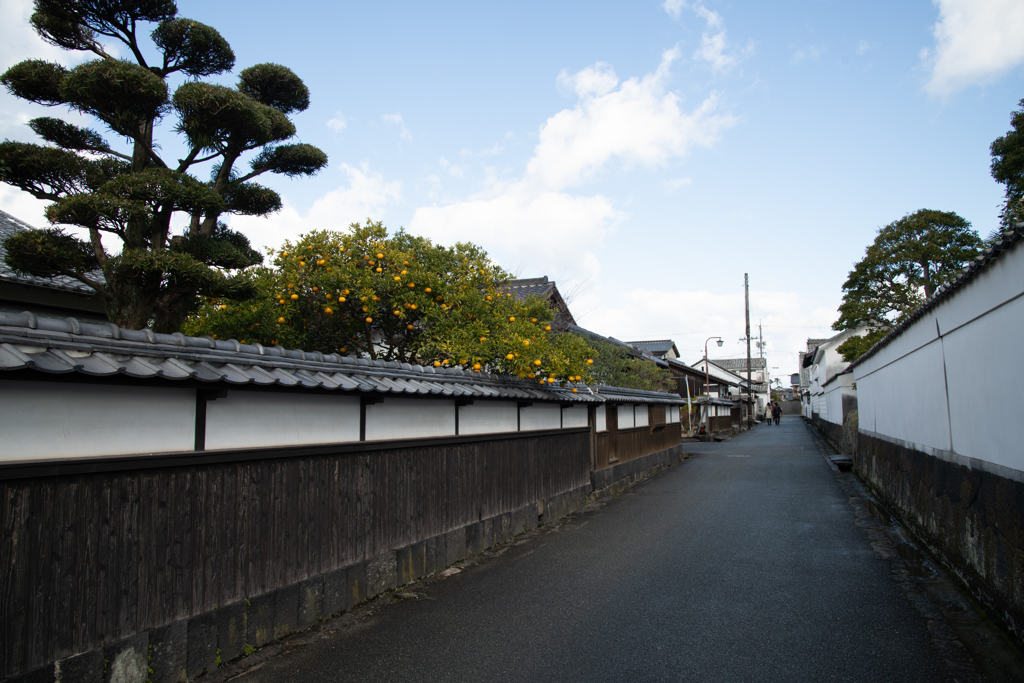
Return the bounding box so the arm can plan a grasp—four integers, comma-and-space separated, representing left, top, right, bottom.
773, 402, 782, 426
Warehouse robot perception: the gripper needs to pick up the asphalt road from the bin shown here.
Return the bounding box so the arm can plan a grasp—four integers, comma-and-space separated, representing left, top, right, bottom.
230, 417, 948, 682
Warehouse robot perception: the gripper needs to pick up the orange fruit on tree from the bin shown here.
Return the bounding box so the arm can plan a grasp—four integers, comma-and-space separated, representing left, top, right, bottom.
324, 307, 334, 315
572, 388, 578, 393
523, 340, 530, 346
299, 261, 306, 266
533, 360, 542, 366
509, 316, 515, 322
545, 325, 551, 331
278, 299, 285, 304
587, 359, 594, 364
407, 324, 414, 330
473, 363, 481, 370
434, 361, 441, 367
506, 353, 514, 360
376, 267, 382, 273
377, 253, 384, 259
277, 317, 285, 323
339, 297, 346, 302
219, 304, 227, 310
394, 276, 401, 281
365, 317, 373, 323
290, 294, 298, 300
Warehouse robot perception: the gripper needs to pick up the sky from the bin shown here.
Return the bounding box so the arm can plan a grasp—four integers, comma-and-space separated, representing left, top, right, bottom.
2, 0, 1023, 380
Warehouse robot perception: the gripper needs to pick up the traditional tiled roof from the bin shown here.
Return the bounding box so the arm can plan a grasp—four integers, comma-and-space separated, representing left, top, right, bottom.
501, 276, 576, 326
0, 312, 684, 405
566, 324, 670, 368
625, 339, 678, 358
709, 357, 766, 372
848, 224, 1024, 370
0, 209, 102, 295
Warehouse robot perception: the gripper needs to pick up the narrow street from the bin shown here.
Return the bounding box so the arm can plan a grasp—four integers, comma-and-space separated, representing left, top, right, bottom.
225, 418, 953, 682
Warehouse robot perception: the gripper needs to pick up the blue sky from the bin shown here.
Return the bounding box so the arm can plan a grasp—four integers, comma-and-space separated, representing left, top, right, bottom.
2, 0, 1023, 378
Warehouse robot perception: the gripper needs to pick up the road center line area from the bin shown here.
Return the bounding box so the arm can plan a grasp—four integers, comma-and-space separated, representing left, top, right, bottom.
214, 418, 983, 683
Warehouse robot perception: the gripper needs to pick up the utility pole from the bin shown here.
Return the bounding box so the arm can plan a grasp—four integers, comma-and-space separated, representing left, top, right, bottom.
745, 274, 752, 429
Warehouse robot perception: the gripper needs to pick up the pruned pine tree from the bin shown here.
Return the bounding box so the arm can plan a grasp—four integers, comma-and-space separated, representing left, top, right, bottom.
0, 0, 328, 332
832, 209, 983, 362
991, 98, 1024, 234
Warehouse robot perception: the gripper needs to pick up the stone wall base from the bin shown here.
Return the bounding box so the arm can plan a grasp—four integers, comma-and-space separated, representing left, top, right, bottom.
856, 430, 1024, 646
7, 486, 591, 683
590, 444, 687, 498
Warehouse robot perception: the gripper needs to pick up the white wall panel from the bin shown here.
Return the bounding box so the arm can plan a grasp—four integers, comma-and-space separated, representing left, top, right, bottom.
458, 401, 518, 435
562, 405, 588, 428
206, 392, 360, 450
365, 398, 455, 440
934, 243, 1024, 335
519, 403, 560, 431
634, 405, 649, 427
943, 294, 1024, 471
617, 405, 634, 428
595, 405, 607, 432
0, 381, 194, 460
860, 340, 951, 452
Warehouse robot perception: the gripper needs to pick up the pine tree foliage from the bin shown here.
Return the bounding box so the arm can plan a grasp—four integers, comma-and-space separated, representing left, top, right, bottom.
0, 1, 328, 332
991, 98, 1024, 232
833, 209, 983, 362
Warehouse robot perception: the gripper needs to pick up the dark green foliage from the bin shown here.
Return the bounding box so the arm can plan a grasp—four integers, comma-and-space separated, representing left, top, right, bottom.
237, 63, 310, 114
0, 60, 68, 106
0, 0, 326, 333
152, 18, 234, 76
833, 209, 983, 362
2, 227, 102, 279
61, 59, 169, 134
251, 143, 329, 177
221, 182, 281, 215
581, 336, 675, 392
171, 223, 261, 270
28, 117, 109, 152
835, 329, 888, 365
990, 98, 1024, 230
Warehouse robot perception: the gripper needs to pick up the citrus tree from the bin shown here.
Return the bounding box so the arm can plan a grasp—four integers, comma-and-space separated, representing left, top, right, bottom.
0, 0, 327, 332
185, 221, 596, 386
579, 335, 675, 392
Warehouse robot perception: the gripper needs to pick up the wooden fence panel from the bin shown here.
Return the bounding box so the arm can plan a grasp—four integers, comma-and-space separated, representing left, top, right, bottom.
0, 429, 589, 677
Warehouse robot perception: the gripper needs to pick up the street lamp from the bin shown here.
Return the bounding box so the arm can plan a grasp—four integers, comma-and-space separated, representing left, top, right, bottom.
703, 336, 724, 398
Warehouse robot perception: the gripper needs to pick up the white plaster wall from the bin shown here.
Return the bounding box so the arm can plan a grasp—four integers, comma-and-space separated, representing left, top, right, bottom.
562, 405, 588, 428
942, 291, 1024, 471
365, 398, 455, 440
458, 401, 518, 435
595, 405, 607, 432
856, 339, 951, 452
634, 406, 649, 427
0, 381, 195, 460
666, 406, 680, 423
519, 403, 561, 431
205, 392, 360, 450
618, 405, 634, 428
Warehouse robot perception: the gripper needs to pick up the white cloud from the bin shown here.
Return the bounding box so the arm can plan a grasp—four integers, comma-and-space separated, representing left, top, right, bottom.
663, 177, 692, 193
856, 39, 876, 56
227, 163, 402, 251
382, 113, 412, 140
409, 50, 733, 282
0, 185, 50, 227
557, 62, 619, 97
577, 286, 840, 377
924, 0, 1024, 96
326, 112, 348, 133
661, 0, 749, 73
526, 48, 734, 191
438, 156, 464, 179
410, 182, 624, 280
791, 46, 822, 64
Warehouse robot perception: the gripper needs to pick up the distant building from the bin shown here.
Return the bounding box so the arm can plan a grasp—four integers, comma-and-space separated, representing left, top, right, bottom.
624, 339, 680, 360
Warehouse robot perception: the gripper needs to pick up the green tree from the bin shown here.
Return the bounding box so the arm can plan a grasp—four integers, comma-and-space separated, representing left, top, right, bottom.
833, 209, 983, 362
0, 0, 328, 332
990, 98, 1024, 232
577, 336, 675, 392
184, 221, 597, 386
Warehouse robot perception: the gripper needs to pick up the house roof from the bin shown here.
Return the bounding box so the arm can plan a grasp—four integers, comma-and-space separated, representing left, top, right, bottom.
501, 276, 577, 326
709, 357, 766, 372
689, 358, 744, 385
0, 209, 101, 295
625, 339, 678, 357
0, 311, 684, 405
566, 323, 670, 368
848, 223, 1024, 371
